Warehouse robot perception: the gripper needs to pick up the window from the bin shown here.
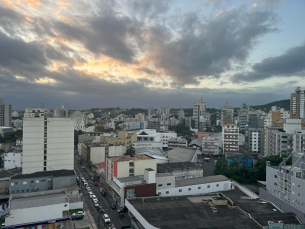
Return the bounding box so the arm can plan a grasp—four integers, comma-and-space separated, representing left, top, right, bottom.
31, 189, 34, 192
158, 184, 162, 187
158, 192, 161, 195
216, 184, 219, 187
166, 191, 169, 194
17, 190, 19, 193
11, 183, 14, 187
179, 189, 182, 192
11, 191, 14, 194
36, 180, 39, 183
274, 182, 277, 186
37, 188, 39, 191
129, 162, 134, 166
23, 182, 27, 185
129, 168, 134, 173
167, 183, 171, 186
188, 188, 191, 191
296, 172, 302, 179
41, 180, 46, 182
298, 193, 300, 196
198, 187, 201, 189
207, 185, 210, 188
26, 189, 29, 192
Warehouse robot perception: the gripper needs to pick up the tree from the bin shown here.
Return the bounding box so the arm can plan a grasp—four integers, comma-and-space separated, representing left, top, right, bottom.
74, 130, 83, 146
125, 145, 135, 157
95, 125, 105, 132
15, 130, 23, 139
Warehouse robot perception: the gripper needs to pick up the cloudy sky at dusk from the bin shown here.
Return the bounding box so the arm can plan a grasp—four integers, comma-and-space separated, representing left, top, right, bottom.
1, 0, 305, 110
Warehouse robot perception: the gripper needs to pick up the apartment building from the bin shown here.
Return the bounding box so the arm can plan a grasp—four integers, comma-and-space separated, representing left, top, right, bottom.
0, 99, 12, 127
290, 87, 305, 119
222, 124, 239, 155
106, 155, 157, 185
4, 152, 22, 170
264, 106, 290, 127
122, 121, 141, 130
168, 138, 188, 149
106, 131, 137, 147
178, 109, 185, 120
202, 134, 221, 155
260, 151, 305, 223
137, 129, 177, 148
148, 121, 161, 132
132, 141, 163, 149
245, 127, 265, 154
264, 119, 305, 156
22, 108, 74, 174
53, 105, 68, 117
221, 102, 234, 126
193, 98, 206, 129
71, 111, 86, 131
238, 103, 249, 130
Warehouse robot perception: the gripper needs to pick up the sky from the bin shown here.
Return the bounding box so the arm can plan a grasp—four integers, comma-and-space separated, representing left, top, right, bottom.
0, 0, 305, 110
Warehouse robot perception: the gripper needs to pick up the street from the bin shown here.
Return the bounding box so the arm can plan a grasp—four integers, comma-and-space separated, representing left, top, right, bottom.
74, 158, 131, 229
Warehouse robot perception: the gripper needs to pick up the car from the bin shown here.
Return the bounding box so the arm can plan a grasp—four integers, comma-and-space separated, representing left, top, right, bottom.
72, 211, 85, 216
103, 214, 111, 223
87, 189, 92, 194
100, 190, 107, 196
118, 206, 128, 213
83, 182, 88, 186
71, 214, 83, 220
110, 203, 116, 210
91, 195, 97, 199
90, 176, 94, 181
99, 207, 105, 213
94, 182, 98, 186
93, 198, 98, 204
94, 203, 100, 208
82, 166, 85, 169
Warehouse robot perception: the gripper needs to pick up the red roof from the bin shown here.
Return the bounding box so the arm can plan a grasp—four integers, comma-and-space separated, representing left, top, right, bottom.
96, 162, 106, 169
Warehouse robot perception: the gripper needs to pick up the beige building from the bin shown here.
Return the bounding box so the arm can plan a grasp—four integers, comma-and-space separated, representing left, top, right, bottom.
222, 124, 239, 155
106, 155, 157, 185
106, 131, 137, 147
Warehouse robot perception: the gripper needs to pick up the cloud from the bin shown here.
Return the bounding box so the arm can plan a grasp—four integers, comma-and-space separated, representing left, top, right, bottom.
144, 7, 278, 85
232, 42, 305, 82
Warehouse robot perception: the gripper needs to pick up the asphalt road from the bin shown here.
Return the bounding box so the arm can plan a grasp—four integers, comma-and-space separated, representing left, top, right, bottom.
74, 158, 131, 229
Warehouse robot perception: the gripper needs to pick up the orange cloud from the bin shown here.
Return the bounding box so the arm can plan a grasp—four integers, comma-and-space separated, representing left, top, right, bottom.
56, 1, 71, 9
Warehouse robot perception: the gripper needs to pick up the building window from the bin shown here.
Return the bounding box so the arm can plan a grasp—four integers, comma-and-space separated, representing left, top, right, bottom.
37, 188, 39, 191
216, 184, 219, 187
207, 185, 210, 188
11, 191, 14, 194
23, 182, 27, 185
129, 162, 134, 167
26, 189, 29, 192
11, 183, 14, 187
167, 183, 171, 186
36, 180, 39, 183
198, 187, 201, 189
129, 168, 134, 173
21, 190, 24, 193
17, 190, 19, 193
41, 180, 46, 182
158, 184, 162, 187
158, 192, 161, 195
166, 191, 169, 194
179, 189, 182, 192
296, 172, 302, 179
31, 189, 34, 192
274, 182, 277, 186
188, 188, 191, 191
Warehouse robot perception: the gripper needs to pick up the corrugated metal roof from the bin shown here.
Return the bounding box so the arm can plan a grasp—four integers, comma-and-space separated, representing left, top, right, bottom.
167, 148, 196, 163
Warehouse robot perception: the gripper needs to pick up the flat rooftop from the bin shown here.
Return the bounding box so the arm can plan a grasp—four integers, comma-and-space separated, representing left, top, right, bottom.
175, 175, 229, 187
11, 192, 67, 210
117, 175, 144, 183
135, 148, 166, 157
167, 148, 196, 163
107, 155, 153, 162
157, 162, 202, 173
128, 196, 261, 229
11, 169, 75, 180
0, 168, 22, 179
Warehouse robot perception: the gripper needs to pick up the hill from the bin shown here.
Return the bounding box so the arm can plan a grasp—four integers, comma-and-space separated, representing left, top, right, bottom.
251, 99, 290, 111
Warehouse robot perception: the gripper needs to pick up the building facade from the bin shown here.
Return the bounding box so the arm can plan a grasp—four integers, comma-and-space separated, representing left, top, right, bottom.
148, 121, 161, 132
4, 152, 22, 170
221, 102, 234, 126
290, 87, 305, 119
193, 98, 206, 129
202, 135, 220, 155
22, 108, 74, 174
222, 124, 239, 155
53, 105, 68, 117
168, 138, 188, 149
0, 99, 12, 127
71, 111, 86, 131
245, 127, 265, 154
239, 103, 249, 130
106, 131, 137, 147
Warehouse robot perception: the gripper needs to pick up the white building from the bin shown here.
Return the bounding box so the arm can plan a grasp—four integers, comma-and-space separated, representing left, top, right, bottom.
168, 138, 188, 149
53, 105, 68, 117
12, 119, 23, 129
202, 135, 221, 155
12, 111, 19, 117
4, 152, 22, 170
193, 98, 206, 129
132, 141, 163, 149
222, 124, 239, 155
88, 113, 94, 119
71, 111, 86, 131
135, 113, 145, 122
156, 175, 233, 196
221, 102, 234, 126
22, 108, 74, 174
4, 190, 70, 228
122, 122, 141, 130
290, 87, 305, 119
178, 109, 185, 120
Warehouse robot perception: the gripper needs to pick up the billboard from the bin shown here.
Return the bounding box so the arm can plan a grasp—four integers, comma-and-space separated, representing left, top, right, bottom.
0, 199, 10, 217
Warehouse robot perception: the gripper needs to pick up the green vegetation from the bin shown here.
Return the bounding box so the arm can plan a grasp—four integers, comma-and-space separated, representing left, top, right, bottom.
214, 154, 292, 184
205, 125, 222, 133
95, 125, 105, 132
74, 130, 83, 146
0, 136, 16, 144
15, 129, 23, 139
125, 145, 136, 157
251, 99, 290, 111
121, 108, 147, 116
174, 124, 194, 137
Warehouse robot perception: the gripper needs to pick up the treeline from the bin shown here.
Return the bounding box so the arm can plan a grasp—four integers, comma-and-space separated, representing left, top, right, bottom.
214, 154, 292, 184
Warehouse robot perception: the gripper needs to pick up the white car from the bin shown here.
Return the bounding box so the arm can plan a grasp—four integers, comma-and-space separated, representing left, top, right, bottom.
103, 214, 111, 223
83, 182, 88, 186
93, 198, 98, 204
88, 192, 93, 197
91, 195, 97, 199
72, 211, 85, 216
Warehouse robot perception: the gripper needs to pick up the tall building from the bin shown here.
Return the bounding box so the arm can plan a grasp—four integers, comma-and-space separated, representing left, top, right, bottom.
245, 127, 264, 154
193, 98, 206, 129
71, 111, 86, 131
148, 121, 161, 132
22, 108, 74, 174
53, 105, 68, 117
290, 87, 305, 119
135, 113, 145, 122
178, 109, 185, 120
221, 102, 234, 126
147, 108, 156, 117
238, 103, 249, 130
222, 124, 239, 155
261, 151, 305, 223
0, 99, 12, 127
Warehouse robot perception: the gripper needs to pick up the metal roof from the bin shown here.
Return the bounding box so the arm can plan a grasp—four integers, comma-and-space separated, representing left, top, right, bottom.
167, 148, 196, 163
175, 175, 229, 187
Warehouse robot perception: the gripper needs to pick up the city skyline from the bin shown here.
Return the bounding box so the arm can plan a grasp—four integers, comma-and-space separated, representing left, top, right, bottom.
1, 0, 305, 109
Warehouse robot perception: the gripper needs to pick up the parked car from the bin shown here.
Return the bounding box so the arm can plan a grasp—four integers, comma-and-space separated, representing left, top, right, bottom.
103, 214, 111, 223
71, 214, 84, 220
94, 182, 98, 186
82, 166, 85, 169
88, 192, 93, 197
118, 206, 128, 213
110, 203, 116, 210
72, 211, 85, 216
99, 207, 105, 213
83, 182, 88, 186
100, 190, 107, 196
93, 198, 98, 204
91, 195, 97, 199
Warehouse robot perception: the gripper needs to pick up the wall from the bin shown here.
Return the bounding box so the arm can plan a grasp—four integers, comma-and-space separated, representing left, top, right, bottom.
69, 201, 83, 210
53, 175, 76, 189
10, 175, 53, 194
90, 147, 106, 164
108, 145, 126, 157
4, 153, 22, 170
156, 175, 175, 190
234, 181, 259, 199
0, 179, 9, 194
157, 180, 232, 197
134, 159, 157, 176
5, 201, 69, 226
124, 183, 156, 201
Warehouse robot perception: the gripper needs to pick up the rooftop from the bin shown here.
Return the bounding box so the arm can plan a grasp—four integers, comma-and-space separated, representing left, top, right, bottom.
11, 169, 75, 180
11, 192, 68, 210
167, 148, 196, 163
117, 175, 144, 184
96, 162, 106, 169
188, 139, 202, 146
107, 155, 153, 162
175, 175, 229, 187
157, 162, 202, 173
135, 148, 166, 158
0, 168, 22, 179
127, 196, 261, 229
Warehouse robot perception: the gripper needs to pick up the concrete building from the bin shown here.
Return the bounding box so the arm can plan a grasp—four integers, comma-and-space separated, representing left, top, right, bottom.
147, 108, 156, 117
0, 168, 22, 194
132, 141, 163, 149
260, 151, 305, 223
157, 162, 203, 180
11, 119, 23, 129
0, 127, 14, 138
222, 124, 239, 155
199, 112, 211, 130
245, 127, 265, 154
71, 111, 86, 131
148, 121, 161, 132
264, 119, 305, 156
263, 106, 290, 127
178, 109, 185, 120
238, 103, 249, 130
137, 129, 177, 148
202, 134, 221, 155
221, 102, 234, 126
193, 98, 206, 129
122, 121, 141, 130
135, 148, 168, 164
168, 138, 188, 149
112, 168, 157, 207
9, 170, 76, 195
22, 108, 74, 174
106, 155, 157, 185
135, 113, 145, 122
0, 99, 12, 127
12, 111, 19, 117
290, 87, 305, 119
106, 131, 137, 147
4, 190, 70, 228
53, 105, 68, 117
4, 152, 22, 170
156, 106, 170, 117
